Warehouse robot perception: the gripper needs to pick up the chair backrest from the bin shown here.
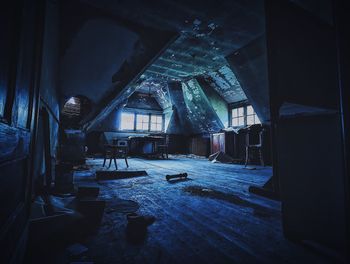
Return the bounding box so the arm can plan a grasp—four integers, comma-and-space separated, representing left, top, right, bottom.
246, 126, 264, 146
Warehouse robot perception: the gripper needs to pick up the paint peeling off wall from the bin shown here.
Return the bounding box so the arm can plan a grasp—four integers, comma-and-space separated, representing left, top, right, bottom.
182, 79, 223, 134
197, 77, 228, 128
136, 80, 172, 110
206, 66, 247, 104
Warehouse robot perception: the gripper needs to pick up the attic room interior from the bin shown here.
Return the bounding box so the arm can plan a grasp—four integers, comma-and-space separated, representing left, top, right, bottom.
1, 0, 349, 263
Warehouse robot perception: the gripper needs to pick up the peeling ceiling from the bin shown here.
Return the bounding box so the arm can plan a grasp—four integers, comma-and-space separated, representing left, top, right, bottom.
74, 0, 265, 130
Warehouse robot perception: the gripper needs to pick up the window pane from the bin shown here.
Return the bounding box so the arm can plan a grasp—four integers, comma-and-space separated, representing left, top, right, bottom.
120, 112, 134, 130
150, 123, 156, 131
140, 114, 149, 122
150, 114, 162, 131
232, 108, 238, 118
247, 115, 254, 125
232, 118, 238, 126
247, 105, 254, 115
238, 107, 244, 116
238, 117, 244, 126
136, 114, 149, 130
255, 114, 261, 124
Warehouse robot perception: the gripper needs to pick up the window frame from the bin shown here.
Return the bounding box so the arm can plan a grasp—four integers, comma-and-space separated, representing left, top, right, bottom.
231, 106, 245, 127
136, 113, 150, 131
120, 112, 136, 131
229, 103, 260, 127
246, 105, 260, 126
150, 114, 163, 132
119, 110, 164, 132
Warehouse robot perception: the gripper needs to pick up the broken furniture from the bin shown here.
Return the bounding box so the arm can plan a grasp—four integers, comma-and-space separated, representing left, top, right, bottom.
166, 173, 188, 181
96, 170, 148, 180
209, 151, 234, 163
244, 125, 265, 167
103, 139, 129, 170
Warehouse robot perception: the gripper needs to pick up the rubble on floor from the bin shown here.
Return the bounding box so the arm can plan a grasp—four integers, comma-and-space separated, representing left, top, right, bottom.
209, 151, 234, 163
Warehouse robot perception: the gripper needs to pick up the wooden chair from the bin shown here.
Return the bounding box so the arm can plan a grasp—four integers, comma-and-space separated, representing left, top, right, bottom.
156, 134, 169, 159
245, 126, 265, 167
103, 139, 129, 170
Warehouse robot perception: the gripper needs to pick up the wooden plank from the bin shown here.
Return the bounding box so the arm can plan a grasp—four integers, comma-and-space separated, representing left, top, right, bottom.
69, 157, 332, 264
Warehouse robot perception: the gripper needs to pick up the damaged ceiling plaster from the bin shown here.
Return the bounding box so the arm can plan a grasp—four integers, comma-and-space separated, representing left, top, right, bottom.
69, 0, 266, 132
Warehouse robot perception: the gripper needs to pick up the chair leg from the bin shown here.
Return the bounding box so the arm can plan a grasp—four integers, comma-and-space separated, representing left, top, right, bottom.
166, 148, 168, 159
113, 157, 118, 170
245, 147, 249, 167
125, 157, 129, 168
103, 156, 106, 167
108, 157, 112, 168
259, 148, 265, 167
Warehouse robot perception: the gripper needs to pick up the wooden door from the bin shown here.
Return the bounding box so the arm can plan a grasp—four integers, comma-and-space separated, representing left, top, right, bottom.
211, 133, 225, 154
0, 1, 45, 262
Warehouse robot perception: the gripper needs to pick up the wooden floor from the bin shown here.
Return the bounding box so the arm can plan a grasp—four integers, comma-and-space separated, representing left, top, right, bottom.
72, 155, 332, 264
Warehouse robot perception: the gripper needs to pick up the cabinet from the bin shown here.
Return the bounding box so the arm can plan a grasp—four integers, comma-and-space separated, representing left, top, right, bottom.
210, 131, 236, 158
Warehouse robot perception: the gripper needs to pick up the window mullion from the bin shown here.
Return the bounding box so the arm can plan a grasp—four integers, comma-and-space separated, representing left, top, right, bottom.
134, 113, 137, 131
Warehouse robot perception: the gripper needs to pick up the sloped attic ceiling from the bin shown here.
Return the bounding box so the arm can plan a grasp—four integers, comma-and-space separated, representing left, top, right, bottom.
59, 0, 177, 127
79, 0, 266, 131
203, 65, 247, 104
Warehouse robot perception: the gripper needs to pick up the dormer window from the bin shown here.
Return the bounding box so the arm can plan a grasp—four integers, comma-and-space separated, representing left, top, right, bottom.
231, 105, 260, 127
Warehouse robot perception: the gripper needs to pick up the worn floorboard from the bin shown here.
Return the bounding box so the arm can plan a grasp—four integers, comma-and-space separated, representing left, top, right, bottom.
71, 156, 333, 264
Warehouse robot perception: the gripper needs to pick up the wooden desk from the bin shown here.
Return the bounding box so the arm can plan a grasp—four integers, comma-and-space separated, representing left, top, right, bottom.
128, 136, 164, 156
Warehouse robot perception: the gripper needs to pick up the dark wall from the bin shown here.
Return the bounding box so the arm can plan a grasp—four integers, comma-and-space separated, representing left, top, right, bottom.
265, 0, 346, 255
0, 0, 46, 262
60, 17, 138, 104
40, 0, 60, 155
33, 0, 61, 187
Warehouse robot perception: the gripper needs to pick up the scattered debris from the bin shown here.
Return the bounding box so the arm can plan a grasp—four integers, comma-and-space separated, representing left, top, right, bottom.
125, 213, 156, 244
95, 170, 148, 180
208, 22, 217, 30
193, 19, 201, 26
243, 166, 257, 170
209, 151, 234, 163
183, 186, 279, 219
166, 173, 188, 181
